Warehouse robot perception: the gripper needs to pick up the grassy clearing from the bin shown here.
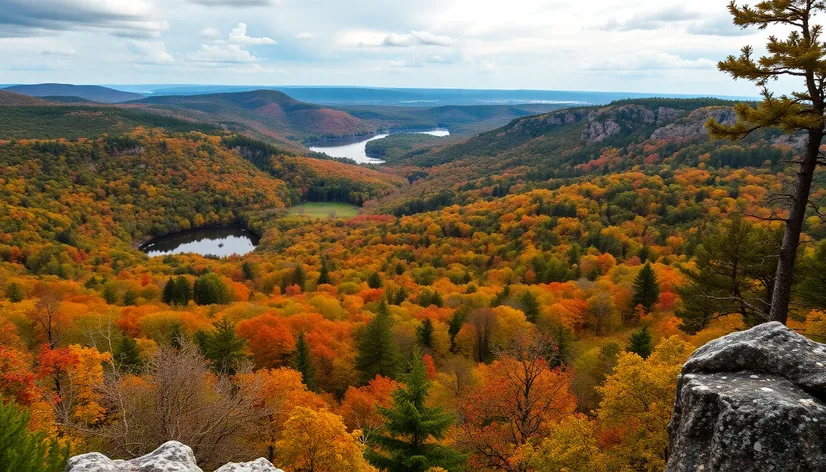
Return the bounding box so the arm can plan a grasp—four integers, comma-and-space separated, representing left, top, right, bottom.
287, 202, 361, 219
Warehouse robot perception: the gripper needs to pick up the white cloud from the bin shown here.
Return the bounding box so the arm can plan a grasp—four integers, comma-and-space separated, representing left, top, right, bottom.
128, 41, 175, 65
41, 47, 76, 56
200, 27, 222, 40
188, 43, 258, 64
585, 51, 716, 71
189, 0, 279, 5
356, 30, 455, 48
227, 23, 276, 45
295, 32, 314, 39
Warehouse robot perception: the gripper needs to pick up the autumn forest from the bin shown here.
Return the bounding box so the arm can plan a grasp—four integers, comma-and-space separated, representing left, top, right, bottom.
4, 2, 826, 472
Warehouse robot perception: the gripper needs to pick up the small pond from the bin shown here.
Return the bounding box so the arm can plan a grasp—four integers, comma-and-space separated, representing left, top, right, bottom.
140, 225, 260, 257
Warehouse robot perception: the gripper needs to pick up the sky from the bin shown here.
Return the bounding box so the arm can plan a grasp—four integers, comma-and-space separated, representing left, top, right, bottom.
0, 0, 798, 95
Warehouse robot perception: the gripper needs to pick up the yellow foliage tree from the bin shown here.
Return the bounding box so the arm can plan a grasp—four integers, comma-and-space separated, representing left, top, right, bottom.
596, 336, 691, 472
276, 406, 376, 472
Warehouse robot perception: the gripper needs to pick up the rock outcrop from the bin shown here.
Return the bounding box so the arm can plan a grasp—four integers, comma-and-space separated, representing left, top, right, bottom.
650, 106, 736, 142
66, 441, 283, 472
581, 105, 685, 143
666, 322, 826, 472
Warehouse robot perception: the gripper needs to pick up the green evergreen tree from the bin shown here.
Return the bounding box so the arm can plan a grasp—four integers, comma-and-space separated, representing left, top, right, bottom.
392, 286, 409, 305
632, 263, 660, 313
448, 309, 467, 352
293, 265, 306, 291
292, 332, 317, 391
317, 257, 330, 285
491, 285, 510, 307
416, 318, 434, 349
193, 273, 230, 305
520, 290, 540, 323
368, 355, 466, 472
162, 277, 175, 305
242, 261, 257, 281
0, 401, 69, 472
356, 300, 400, 383
5, 282, 23, 303
114, 335, 142, 373
195, 318, 246, 374
174, 276, 192, 305
708, 0, 826, 324
368, 271, 383, 289
627, 325, 653, 359
102, 284, 118, 304
122, 289, 138, 306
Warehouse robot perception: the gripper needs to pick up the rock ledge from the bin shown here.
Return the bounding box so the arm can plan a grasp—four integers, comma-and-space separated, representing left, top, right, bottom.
666, 322, 826, 472
66, 441, 283, 472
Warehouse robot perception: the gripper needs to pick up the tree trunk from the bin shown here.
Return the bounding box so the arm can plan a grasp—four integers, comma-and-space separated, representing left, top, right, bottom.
769, 129, 823, 324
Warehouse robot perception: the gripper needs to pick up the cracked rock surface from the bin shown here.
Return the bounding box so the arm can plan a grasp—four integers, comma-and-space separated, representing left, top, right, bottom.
666, 322, 826, 472
66, 441, 283, 472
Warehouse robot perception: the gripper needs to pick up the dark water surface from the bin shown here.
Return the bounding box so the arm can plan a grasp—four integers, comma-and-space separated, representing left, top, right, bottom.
140, 225, 259, 257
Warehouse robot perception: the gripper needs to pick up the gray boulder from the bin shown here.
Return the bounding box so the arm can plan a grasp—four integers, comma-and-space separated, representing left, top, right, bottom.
666, 322, 826, 472
66, 441, 282, 472
214, 458, 284, 472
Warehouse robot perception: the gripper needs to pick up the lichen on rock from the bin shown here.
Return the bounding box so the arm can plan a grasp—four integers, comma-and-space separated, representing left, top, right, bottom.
666, 322, 826, 472
66, 441, 283, 472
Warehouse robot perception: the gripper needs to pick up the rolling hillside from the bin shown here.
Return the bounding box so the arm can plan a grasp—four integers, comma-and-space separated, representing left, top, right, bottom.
0, 90, 51, 106
4, 83, 144, 103
136, 90, 377, 143
372, 97, 798, 216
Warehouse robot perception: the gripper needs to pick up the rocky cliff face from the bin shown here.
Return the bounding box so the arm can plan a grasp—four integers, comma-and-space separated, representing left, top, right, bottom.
666, 322, 826, 472
66, 441, 283, 472
581, 105, 685, 143
650, 106, 737, 142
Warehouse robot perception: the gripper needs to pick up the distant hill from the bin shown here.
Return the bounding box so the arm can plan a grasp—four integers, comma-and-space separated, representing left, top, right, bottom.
0, 90, 51, 106
0, 105, 220, 140
135, 90, 377, 143
40, 95, 97, 104
4, 84, 144, 103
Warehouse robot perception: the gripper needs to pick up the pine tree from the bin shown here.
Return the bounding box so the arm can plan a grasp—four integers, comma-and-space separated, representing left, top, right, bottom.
5, 282, 23, 303
174, 276, 192, 305
122, 289, 138, 306
368, 355, 466, 472
392, 286, 408, 305
317, 257, 330, 285
632, 263, 660, 313
292, 332, 317, 391
0, 401, 69, 472
520, 290, 540, 323
368, 271, 383, 289
293, 265, 306, 291
448, 309, 467, 352
102, 284, 117, 304
356, 299, 400, 383
627, 325, 653, 359
709, 0, 826, 324
195, 318, 247, 374
491, 285, 510, 307
114, 335, 142, 373
193, 273, 230, 305
162, 277, 175, 305
416, 318, 434, 349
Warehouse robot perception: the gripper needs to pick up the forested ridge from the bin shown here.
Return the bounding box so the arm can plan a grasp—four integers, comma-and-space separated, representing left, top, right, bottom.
5, 21, 826, 470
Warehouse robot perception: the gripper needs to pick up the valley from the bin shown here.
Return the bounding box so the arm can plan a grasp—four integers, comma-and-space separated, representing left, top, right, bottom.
1, 77, 824, 472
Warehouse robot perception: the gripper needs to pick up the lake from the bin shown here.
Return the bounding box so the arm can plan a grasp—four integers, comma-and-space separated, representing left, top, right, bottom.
140, 225, 260, 257
309, 129, 449, 164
